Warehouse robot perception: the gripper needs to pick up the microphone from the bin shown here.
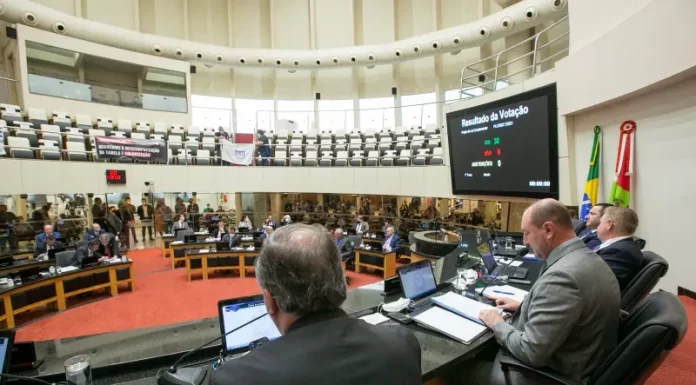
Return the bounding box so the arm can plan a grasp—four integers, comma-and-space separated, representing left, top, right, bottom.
157, 311, 269, 385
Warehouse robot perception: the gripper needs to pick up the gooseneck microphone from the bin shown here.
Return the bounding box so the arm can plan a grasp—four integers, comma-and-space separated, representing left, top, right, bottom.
0, 373, 61, 384
157, 311, 269, 385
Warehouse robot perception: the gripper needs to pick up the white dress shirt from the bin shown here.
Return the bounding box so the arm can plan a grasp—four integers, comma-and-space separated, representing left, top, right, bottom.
383, 235, 393, 252
595, 235, 633, 251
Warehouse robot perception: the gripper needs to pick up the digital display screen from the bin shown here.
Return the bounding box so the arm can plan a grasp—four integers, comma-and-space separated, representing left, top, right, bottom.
446, 84, 558, 198
105, 169, 127, 184
221, 299, 281, 352
0, 337, 8, 374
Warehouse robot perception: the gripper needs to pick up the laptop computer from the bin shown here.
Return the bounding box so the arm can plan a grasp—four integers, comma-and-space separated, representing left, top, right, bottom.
184, 234, 197, 244
215, 241, 230, 251
217, 295, 281, 359
396, 260, 442, 314
479, 242, 528, 280
0, 329, 15, 384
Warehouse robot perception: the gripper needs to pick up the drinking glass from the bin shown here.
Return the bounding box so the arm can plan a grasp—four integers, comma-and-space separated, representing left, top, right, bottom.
64, 355, 92, 385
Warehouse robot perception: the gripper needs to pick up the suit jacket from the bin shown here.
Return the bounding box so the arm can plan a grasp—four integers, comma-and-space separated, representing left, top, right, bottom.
85, 229, 106, 242
354, 222, 369, 234
137, 204, 154, 220
491, 238, 620, 385
580, 231, 601, 250
71, 246, 94, 267
97, 233, 119, 257
226, 233, 241, 248
211, 228, 227, 240
382, 234, 401, 252
211, 309, 421, 385
34, 232, 63, 256
596, 238, 644, 290
172, 221, 189, 231
337, 237, 354, 260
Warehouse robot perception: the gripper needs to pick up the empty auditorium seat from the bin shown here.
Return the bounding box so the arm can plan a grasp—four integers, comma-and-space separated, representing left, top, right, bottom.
413, 149, 429, 166
407, 125, 422, 139
0, 104, 23, 126
130, 133, 146, 140
0, 123, 8, 147
75, 114, 93, 133
395, 126, 406, 136
117, 119, 133, 133
350, 150, 364, 167
201, 137, 216, 152
349, 129, 361, 140
381, 150, 396, 166
364, 137, 377, 152
202, 127, 216, 138
411, 135, 425, 152
366, 151, 379, 167
111, 131, 127, 138
28, 108, 49, 128
52, 112, 72, 131
154, 123, 168, 139
395, 136, 408, 153
319, 139, 333, 156
378, 137, 392, 154
135, 122, 151, 138
66, 141, 88, 161
335, 151, 349, 167
319, 152, 333, 167
8, 137, 33, 159
40, 124, 62, 146
396, 149, 411, 166
187, 126, 201, 141
39, 139, 61, 160
289, 139, 303, 153
430, 147, 444, 165
168, 136, 183, 153
427, 135, 441, 150
185, 138, 199, 156
348, 137, 362, 155
15, 124, 38, 148
151, 134, 164, 141
320, 129, 333, 141
304, 150, 318, 167
423, 124, 437, 138
96, 117, 113, 136
65, 128, 84, 144
289, 152, 303, 167
306, 128, 318, 145
170, 125, 185, 141
177, 149, 192, 165
196, 149, 211, 165
274, 150, 288, 166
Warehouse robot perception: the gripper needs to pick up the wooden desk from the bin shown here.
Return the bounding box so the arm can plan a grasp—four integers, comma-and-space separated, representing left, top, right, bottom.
185, 250, 260, 281
0, 262, 134, 329
405, 250, 431, 264
0, 260, 54, 275
162, 233, 209, 259
169, 242, 215, 269
354, 249, 396, 279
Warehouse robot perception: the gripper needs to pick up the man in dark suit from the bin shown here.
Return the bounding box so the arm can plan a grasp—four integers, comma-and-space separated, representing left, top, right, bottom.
595, 206, 643, 290
333, 228, 354, 261
382, 226, 401, 253
354, 216, 368, 235
211, 224, 422, 385
97, 233, 119, 258
264, 215, 278, 229
137, 198, 155, 241
85, 223, 106, 242
211, 221, 227, 241
258, 226, 273, 245
34, 224, 63, 257
72, 239, 104, 267
577, 203, 612, 250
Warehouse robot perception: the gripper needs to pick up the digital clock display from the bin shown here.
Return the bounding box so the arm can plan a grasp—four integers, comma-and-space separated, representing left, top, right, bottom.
106, 169, 127, 184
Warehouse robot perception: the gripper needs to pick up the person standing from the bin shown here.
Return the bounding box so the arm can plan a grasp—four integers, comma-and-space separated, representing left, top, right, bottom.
256, 129, 271, 166
187, 198, 200, 231
92, 197, 105, 229
138, 198, 155, 241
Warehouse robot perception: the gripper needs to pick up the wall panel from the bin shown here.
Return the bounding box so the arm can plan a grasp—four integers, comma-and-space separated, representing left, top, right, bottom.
83, 0, 138, 30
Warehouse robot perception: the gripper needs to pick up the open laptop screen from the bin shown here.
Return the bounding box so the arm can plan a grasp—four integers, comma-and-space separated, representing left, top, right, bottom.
219, 296, 281, 353
398, 261, 437, 299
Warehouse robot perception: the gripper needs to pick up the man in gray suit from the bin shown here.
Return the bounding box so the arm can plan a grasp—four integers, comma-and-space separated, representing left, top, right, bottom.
449, 199, 620, 385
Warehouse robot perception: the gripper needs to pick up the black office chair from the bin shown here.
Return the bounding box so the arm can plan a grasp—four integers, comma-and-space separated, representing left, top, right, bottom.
499, 291, 688, 385
572, 219, 586, 236
620, 251, 668, 312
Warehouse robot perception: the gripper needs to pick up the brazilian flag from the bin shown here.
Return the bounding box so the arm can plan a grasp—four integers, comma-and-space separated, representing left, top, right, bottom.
580, 126, 601, 220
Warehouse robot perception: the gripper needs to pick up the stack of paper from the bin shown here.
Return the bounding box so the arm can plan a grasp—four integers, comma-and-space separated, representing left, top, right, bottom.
359, 313, 389, 325
431, 292, 499, 326
412, 307, 488, 344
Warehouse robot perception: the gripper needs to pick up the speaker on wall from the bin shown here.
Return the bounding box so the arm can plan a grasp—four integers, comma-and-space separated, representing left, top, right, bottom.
391, 87, 397, 96
190, 65, 197, 74
315, 92, 321, 100
6, 27, 17, 40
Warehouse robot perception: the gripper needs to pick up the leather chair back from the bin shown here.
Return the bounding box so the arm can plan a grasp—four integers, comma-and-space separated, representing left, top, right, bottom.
620, 251, 668, 312
592, 291, 687, 385
55, 250, 77, 268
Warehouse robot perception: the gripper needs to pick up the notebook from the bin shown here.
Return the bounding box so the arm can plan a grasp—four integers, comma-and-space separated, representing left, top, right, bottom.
412, 292, 509, 344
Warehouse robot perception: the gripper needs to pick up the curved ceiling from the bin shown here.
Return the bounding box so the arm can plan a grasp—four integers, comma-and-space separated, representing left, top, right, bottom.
0, 0, 567, 71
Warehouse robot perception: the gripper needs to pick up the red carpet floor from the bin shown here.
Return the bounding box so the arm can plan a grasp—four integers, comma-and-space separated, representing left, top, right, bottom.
11, 248, 694, 385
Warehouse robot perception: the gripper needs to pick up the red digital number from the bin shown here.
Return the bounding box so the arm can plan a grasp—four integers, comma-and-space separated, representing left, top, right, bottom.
496, 148, 501, 156
483, 150, 492, 157
107, 171, 121, 180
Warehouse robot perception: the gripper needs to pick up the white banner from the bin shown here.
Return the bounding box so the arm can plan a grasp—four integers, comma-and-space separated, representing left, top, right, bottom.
0, 131, 4, 156
221, 140, 254, 165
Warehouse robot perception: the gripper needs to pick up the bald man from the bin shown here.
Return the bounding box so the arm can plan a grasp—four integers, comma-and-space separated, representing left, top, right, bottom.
595, 207, 643, 290
448, 199, 620, 385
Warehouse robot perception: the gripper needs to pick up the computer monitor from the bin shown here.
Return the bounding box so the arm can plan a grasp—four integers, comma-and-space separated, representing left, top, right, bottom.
216, 241, 230, 251
397, 260, 437, 300
217, 295, 281, 354
184, 235, 197, 244
0, 329, 15, 384
478, 243, 499, 275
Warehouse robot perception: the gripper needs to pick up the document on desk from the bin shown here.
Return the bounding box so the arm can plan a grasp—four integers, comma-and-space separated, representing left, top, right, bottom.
477, 285, 528, 303
431, 292, 507, 326
359, 312, 389, 325
412, 306, 488, 345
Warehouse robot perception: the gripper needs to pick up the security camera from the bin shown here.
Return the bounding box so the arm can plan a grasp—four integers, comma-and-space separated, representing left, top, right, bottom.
144, 181, 153, 186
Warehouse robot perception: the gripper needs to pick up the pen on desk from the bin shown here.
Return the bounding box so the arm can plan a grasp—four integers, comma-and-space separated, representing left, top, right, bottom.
493, 290, 515, 295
